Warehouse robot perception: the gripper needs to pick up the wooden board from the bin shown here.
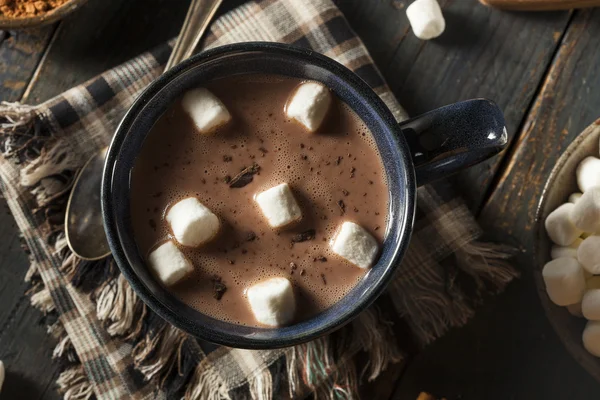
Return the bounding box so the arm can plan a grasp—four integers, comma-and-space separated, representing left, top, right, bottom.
338, 0, 571, 211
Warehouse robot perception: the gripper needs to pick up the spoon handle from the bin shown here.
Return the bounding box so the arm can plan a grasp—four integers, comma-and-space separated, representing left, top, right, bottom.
165, 0, 223, 71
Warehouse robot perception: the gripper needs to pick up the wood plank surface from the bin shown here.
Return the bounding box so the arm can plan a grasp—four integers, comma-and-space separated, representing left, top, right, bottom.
338, 0, 571, 211
0, 23, 62, 400
392, 7, 600, 400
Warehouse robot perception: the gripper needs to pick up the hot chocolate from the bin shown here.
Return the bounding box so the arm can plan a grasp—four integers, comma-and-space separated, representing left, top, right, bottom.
130, 74, 389, 327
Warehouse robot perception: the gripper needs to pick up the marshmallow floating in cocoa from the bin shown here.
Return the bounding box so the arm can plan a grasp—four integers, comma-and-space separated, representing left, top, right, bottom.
148, 241, 194, 286
544, 203, 582, 246
542, 257, 586, 306
286, 82, 332, 133
330, 221, 379, 269
182, 88, 231, 134
166, 197, 220, 247
255, 183, 302, 229
247, 277, 296, 327
406, 0, 445, 40
577, 156, 600, 193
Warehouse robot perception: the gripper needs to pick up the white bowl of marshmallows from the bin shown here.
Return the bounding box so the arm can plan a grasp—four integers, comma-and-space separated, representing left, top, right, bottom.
537, 119, 600, 378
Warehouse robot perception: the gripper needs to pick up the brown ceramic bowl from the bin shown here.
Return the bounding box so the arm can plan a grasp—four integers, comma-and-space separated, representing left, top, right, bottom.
536, 118, 600, 381
0, 0, 88, 29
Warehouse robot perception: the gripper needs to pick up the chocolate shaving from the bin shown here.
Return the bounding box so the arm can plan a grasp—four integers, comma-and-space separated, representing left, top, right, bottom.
350, 167, 356, 178
342, 189, 349, 196
314, 256, 327, 262
230, 144, 238, 149
300, 269, 306, 276
229, 163, 260, 188
228, 259, 235, 265
259, 147, 268, 154
321, 273, 327, 285
375, 226, 380, 231
337, 200, 346, 215
224, 175, 231, 184
246, 231, 257, 242
335, 156, 343, 165
223, 155, 232, 162
290, 262, 298, 270
211, 276, 227, 300
291, 229, 315, 244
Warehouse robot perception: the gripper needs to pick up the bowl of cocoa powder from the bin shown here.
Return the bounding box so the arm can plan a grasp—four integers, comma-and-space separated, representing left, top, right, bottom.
0, 0, 88, 29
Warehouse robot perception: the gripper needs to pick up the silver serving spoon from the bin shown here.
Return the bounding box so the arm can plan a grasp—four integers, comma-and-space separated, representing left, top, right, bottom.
65, 0, 223, 260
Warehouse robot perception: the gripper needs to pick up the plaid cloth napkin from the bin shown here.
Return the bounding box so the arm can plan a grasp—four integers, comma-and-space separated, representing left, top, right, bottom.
0, 0, 518, 399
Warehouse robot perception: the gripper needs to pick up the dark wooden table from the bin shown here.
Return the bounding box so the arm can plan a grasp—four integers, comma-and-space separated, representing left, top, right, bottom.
1, 0, 600, 398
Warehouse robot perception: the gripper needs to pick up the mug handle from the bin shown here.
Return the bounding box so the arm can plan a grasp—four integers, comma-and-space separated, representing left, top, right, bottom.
399, 99, 508, 186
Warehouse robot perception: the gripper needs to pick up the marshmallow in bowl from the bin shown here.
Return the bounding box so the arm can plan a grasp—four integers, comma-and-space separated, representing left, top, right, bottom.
247, 277, 295, 327
544, 203, 582, 246
550, 238, 583, 259
406, 0, 445, 40
577, 236, 600, 274
330, 221, 379, 269
577, 156, 600, 193
255, 183, 302, 229
182, 88, 231, 134
571, 187, 600, 233
286, 82, 332, 132
569, 192, 583, 204
583, 289, 600, 320
167, 197, 220, 247
583, 321, 600, 357
148, 240, 194, 286
542, 257, 586, 306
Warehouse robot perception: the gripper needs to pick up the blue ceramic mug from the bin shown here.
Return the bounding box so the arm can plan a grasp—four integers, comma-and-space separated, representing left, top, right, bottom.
102, 42, 506, 349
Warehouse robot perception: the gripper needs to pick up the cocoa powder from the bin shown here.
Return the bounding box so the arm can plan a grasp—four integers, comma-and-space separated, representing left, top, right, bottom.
0, 0, 69, 18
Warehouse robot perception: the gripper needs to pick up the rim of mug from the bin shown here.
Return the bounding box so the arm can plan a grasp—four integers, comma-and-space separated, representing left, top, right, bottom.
102, 42, 416, 348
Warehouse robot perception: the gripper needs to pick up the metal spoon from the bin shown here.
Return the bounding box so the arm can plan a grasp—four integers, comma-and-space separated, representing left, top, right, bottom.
65, 0, 223, 260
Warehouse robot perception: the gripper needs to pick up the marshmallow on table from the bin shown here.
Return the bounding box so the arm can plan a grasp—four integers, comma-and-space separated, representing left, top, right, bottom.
578, 236, 600, 274
544, 203, 582, 246
331, 221, 379, 269
542, 257, 586, 306
167, 197, 220, 247
583, 289, 600, 320
551, 238, 583, 259
583, 321, 600, 357
286, 82, 332, 133
255, 183, 302, 229
148, 240, 194, 286
577, 156, 600, 193
569, 192, 583, 204
247, 277, 295, 327
406, 0, 445, 40
571, 187, 600, 233
182, 88, 231, 134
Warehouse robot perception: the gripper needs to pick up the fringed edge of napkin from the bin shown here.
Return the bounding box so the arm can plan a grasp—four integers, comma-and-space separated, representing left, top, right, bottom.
0, 102, 405, 399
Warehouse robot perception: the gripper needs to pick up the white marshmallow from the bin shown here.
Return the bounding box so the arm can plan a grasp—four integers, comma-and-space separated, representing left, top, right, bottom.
569, 192, 583, 204
545, 203, 582, 246
331, 221, 379, 269
167, 197, 220, 247
571, 187, 600, 233
551, 238, 583, 259
148, 241, 194, 286
577, 156, 600, 192
578, 236, 600, 274
583, 321, 600, 357
542, 257, 586, 306
286, 82, 332, 132
182, 88, 231, 134
406, 0, 445, 40
0, 360, 4, 393
255, 183, 302, 229
567, 302, 584, 317
247, 277, 295, 327
583, 289, 600, 320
